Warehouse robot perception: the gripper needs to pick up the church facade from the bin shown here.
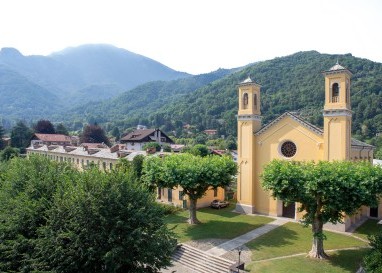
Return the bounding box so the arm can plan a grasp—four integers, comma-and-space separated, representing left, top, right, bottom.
236, 63, 376, 231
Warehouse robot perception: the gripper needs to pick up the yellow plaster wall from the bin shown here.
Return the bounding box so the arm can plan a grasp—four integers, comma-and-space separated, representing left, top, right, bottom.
254, 116, 324, 216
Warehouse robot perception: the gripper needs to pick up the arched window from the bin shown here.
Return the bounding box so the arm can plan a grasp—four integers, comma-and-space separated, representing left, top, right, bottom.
332, 83, 339, 102
243, 93, 249, 109
254, 93, 258, 110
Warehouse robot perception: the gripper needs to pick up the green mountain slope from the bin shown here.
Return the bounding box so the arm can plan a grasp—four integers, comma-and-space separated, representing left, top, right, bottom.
0, 66, 60, 119
61, 68, 237, 125
65, 51, 382, 145
148, 51, 382, 140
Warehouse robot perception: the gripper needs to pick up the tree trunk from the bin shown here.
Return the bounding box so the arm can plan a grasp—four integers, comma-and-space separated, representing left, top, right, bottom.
188, 198, 200, 224
308, 215, 329, 259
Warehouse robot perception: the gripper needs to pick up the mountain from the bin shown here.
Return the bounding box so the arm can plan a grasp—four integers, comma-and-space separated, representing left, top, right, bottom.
0, 65, 60, 120
0, 44, 190, 109
60, 68, 238, 125
63, 51, 382, 145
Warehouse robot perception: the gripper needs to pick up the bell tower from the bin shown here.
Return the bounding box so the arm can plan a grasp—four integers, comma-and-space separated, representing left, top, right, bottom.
323, 62, 352, 160
236, 77, 262, 214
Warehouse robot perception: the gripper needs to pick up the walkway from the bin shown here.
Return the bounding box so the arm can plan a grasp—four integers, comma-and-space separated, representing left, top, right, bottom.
205, 218, 289, 256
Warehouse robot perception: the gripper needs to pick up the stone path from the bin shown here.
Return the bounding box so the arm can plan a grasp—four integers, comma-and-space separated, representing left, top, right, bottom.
205, 218, 289, 256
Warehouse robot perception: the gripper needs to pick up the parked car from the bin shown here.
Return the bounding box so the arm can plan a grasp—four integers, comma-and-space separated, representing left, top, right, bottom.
210, 199, 229, 209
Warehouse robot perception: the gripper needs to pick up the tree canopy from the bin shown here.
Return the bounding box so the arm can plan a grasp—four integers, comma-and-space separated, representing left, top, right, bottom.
80, 124, 110, 146
10, 121, 33, 153
142, 153, 237, 224
363, 230, 382, 272
262, 160, 382, 259
55, 123, 69, 135
0, 155, 176, 272
33, 119, 56, 134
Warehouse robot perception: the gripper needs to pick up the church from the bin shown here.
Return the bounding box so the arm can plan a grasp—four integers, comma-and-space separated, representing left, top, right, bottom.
236, 62, 376, 231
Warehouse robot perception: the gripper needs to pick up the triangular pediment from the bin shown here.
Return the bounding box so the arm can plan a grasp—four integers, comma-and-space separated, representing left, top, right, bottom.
255, 112, 323, 136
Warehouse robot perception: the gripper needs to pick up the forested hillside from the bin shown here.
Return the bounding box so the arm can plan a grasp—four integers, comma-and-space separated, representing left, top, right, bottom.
60, 68, 237, 128
0, 65, 60, 119
64, 51, 382, 146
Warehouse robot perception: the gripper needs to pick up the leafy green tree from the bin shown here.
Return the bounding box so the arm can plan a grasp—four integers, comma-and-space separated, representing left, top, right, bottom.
55, 123, 69, 135
188, 144, 210, 157
37, 169, 176, 273
0, 156, 176, 273
10, 121, 33, 153
80, 124, 110, 146
0, 146, 19, 161
111, 126, 121, 141
33, 119, 56, 134
143, 153, 237, 224
143, 142, 161, 152
0, 155, 76, 272
262, 160, 382, 259
162, 144, 171, 152
363, 230, 382, 272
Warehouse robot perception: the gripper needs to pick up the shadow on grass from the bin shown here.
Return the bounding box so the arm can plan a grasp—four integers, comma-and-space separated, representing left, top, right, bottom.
354, 219, 381, 240
183, 220, 265, 240
247, 225, 299, 251
327, 248, 369, 272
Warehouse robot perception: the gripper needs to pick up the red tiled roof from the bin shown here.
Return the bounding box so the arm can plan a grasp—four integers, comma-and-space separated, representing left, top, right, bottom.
34, 133, 71, 142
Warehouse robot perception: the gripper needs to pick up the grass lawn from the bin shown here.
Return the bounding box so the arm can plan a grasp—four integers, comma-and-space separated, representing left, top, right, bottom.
245, 222, 369, 272
353, 219, 382, 241
248, 248, 369, 273
164, 204, 273, 242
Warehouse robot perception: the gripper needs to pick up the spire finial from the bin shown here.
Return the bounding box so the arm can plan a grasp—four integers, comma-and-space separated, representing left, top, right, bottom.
336, 58, 339, 65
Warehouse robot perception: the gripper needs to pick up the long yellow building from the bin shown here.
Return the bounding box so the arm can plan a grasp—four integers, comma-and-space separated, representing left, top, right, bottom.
236, 62, 376, 231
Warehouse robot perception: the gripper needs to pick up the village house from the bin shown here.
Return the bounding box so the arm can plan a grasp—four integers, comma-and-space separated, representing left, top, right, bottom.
31, 133, 72, 146
120, 128, 174, 151
236, 62, 376, 231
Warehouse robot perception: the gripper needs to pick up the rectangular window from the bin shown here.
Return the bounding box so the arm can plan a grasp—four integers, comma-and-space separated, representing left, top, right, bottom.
103, 162, 106, 169
179, 191, 183, 200
213, 188, 218, 197
110, 163, 113, 170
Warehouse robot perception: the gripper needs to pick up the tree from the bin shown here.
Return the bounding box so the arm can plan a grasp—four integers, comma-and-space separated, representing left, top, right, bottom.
33, 119, 56, 134
143, 142, 161, 152
143, 153, 237, 224
10, 121, 33, 153
36, 169, 176, 273
80, 124, 110, 146
0, 125, 5, 150
55, 123, 69, 135
189, 144, 210, 157
363, 230, 382, 272
0, 146, 19, 161
0, 156, 176, 273
0, 155, 77, 272
262, 160, 382, 259
111, 126, 121, 141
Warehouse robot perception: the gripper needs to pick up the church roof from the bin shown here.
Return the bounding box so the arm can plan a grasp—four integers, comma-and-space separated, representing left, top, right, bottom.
239, 76, 261, 86
255, 112, 323, 136
255, 112, 374, 149
323, 61, 352, 75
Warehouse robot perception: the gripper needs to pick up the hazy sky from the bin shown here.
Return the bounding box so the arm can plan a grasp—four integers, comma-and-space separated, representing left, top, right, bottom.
1, 0, 381, 74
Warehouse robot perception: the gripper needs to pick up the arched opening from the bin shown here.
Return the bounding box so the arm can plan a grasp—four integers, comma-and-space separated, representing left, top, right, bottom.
243, 93, 249, 109
332, 83, 339, 102
254, 93, 258, 110
282, 202, 296, 219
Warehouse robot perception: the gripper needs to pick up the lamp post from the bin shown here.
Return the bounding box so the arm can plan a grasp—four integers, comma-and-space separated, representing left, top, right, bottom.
237, 247, 243, 273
